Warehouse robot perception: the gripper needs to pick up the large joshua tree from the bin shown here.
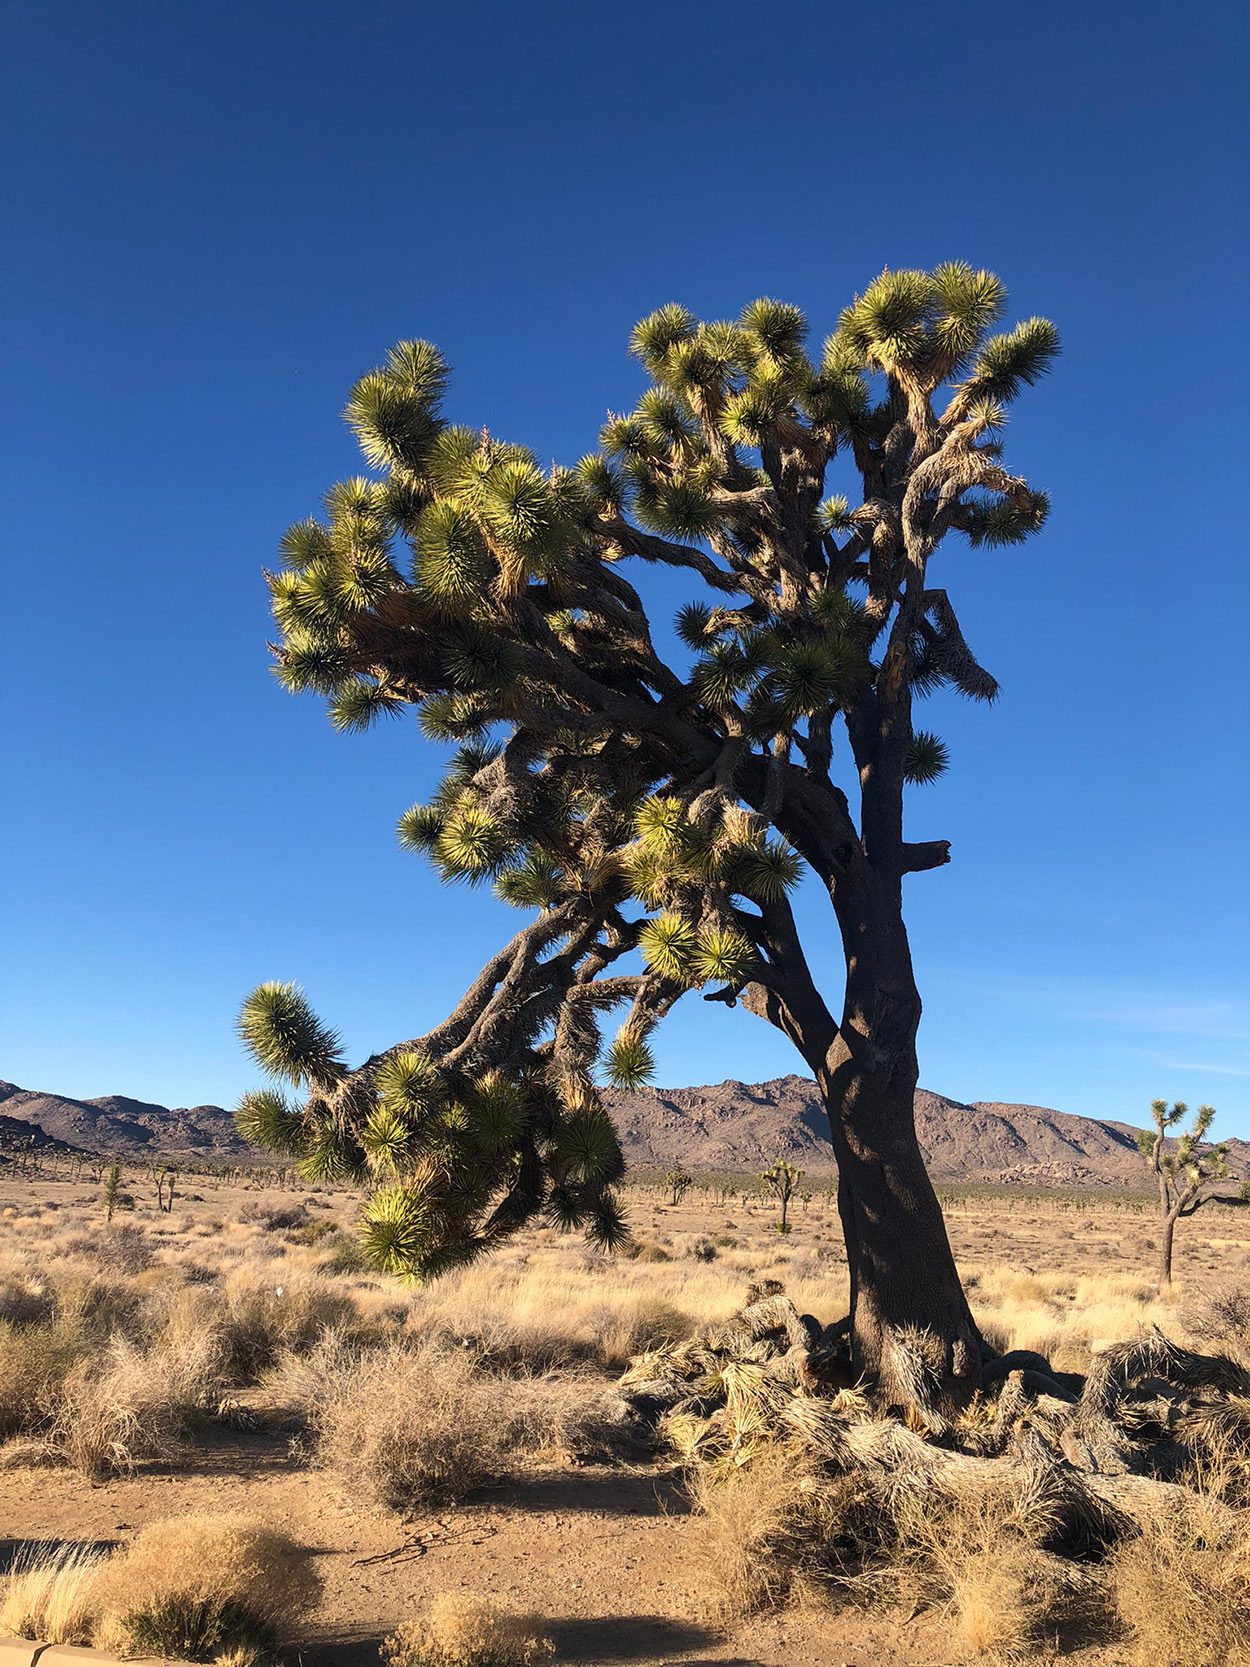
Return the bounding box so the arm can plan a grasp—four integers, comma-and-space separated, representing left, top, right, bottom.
239, 263, 1058, 1402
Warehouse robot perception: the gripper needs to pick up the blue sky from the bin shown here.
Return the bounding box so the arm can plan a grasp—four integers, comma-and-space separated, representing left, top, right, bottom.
2, 1, 1247, 1132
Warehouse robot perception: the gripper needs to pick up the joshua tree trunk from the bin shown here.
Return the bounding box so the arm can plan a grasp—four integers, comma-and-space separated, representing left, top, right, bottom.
819, 1040, 982, 1402
1159, 1210, 1178, 1287
746, 850, 983, 1403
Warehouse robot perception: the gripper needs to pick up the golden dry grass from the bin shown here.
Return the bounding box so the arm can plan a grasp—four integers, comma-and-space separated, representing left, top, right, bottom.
381, 1593, 554, 1667
0, 1513, 317, 1662
3, 1165, 1250, 1664
1108, 1495, 1250, 1667
0, 1541, 104, 1645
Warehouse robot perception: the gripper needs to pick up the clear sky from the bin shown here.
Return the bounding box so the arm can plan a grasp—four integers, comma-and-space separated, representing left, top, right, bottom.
2, 0, 1247, 1132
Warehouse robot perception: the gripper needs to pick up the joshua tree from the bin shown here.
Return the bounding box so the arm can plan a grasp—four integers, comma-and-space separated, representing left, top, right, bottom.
103, 1162, 121, 1224
239, 262, 1058, 1400
664, 1167, 694, 1206
759, 1159, 803, 1232
1137, 1100, 1231, 1286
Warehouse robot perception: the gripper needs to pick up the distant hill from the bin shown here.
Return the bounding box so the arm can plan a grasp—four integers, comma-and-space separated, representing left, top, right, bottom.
603, 1075, 1250, 1190
1, 1072, 1243, 1190
0, 1081, 248, 1161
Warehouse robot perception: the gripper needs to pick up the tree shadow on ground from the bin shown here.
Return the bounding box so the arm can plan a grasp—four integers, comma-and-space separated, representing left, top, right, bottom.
548, 1614, 725, 1663
484, 1465, 691, 1518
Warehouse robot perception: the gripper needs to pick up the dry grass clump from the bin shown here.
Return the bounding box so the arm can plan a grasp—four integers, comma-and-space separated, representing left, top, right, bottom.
0, 1310, 90, 1436
687, 1446, 851, 1620
0, 1541, 104, 1645
1108, 1497, 1250, 1667
274, 1332, 633, 1510
0, 1514, 318, 1664
381, 1593, 553, 1667
311, 1341, 515, 1508
92, 1512, 321, 1663
888, 1484, 1066, 1659
51, 1325, 224, 1479
686, 1426, 1079, 1655
1189, 1282, 1250, 1357
60, 1223, 154, 1275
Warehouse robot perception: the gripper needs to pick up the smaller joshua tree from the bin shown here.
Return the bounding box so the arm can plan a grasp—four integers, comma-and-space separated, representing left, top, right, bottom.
759, 1159, 803, 1233
665, 1167, 693, 1206
1137, 1100, 1230, 1286
102, 1162, 121, 1224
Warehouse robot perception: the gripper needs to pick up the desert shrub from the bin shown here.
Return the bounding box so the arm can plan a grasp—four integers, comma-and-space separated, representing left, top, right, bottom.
217, 1268, 359, 1380
381, 1593, 553, 1667
284, 1218, 337, 1247
0, 1541, 104, 1645
687, 1237, 718, 1262
0, 1271, 55, 1327
1108, 1500, 1250, 1667
54, 1268, 146, 1336
0, 1313, 89, 1436
93, 1513, 321, 1663
318, 1230, 371, 1274
97, 1224, 155, 1274
688, 1446, 832, 1619
51, 1325, 223, 1479
889, 1487, 1063, 1659
237, 1203, 310, 1233
314, 1341, 513, 1508
623, 1238, 670, 1263
1190, 1283, 1250, 1350
264, 1327, 362, 1423
590, 1297, 694, 1368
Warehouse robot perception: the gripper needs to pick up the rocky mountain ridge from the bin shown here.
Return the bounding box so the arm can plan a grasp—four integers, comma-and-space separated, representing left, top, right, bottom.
2, 1073, 1243, 1188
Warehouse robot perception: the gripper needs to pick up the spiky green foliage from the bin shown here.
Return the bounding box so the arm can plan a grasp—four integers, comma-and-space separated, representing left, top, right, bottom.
638, 912, 697, 980
238, 982, 345, 1090
903, 731, 950, 785
235, 1089, 305, 1155
247, 263, 1057, 1285
603, 1028, 655, 1090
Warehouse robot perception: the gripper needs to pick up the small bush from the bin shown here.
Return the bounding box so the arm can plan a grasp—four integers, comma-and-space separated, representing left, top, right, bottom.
318, 1230, 371, 1274
381, 1593, 553, 1667
62, 1225, 153, 1275
238, 1203, 310, 1233
93, 1512, 321, 1662
0, 1312, 90, 1437
315, 1342, 513, 1509
52, 1326, 223, 1479
1109, 1500, 1250, 1667
688, 1446, 826, 1619
1191, 1284, 1250, 1350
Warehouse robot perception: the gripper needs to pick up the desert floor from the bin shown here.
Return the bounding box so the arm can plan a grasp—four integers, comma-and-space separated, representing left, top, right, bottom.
2, 1165, 1248, 1667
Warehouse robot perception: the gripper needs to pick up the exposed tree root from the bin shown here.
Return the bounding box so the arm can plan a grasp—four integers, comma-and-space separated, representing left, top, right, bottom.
617, 1285, 1248, 1561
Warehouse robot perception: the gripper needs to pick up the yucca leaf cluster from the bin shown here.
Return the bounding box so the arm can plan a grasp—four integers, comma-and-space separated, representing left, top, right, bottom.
235, 985, 626, 1278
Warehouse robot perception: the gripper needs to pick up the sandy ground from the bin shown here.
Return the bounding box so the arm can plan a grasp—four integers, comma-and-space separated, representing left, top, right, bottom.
4, 1165, 1248, 1666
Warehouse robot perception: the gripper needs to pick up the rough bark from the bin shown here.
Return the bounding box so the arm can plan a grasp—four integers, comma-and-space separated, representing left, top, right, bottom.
1158, 1210, 1178, 1287
819, 1038, 982, 1402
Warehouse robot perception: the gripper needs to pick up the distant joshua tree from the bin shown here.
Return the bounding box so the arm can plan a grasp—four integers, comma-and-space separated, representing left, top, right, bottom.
103, 1162, 121, 1224
1137, 1100, 1230, 1286
759, 1159, 804, 1233
664, 1167, 693, 1207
